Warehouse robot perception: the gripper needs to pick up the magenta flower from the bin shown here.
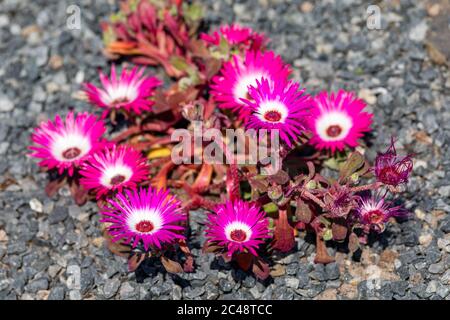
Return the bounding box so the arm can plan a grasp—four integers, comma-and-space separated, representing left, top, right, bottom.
210, 50, 291, 120
356, 195, 407, 232
79, 145, 150, 199
243, 78, 311, 147
101, 188, 186, 251
84, 64, 161, 117
307, 90, 373, 152
205, 199, 270, 257
374, 138, 413, 187
201, 24, 267, 50
29, 112, 107, 176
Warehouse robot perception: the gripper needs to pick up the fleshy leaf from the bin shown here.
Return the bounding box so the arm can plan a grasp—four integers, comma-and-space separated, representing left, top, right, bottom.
295, 198, 313, 223
339, 151, 365, 181
272, 209, 295, 252
234, 252, 253, 271
161, 256, 184, 274
252, 257, 270, 280
331, 218, 348, 242
349, 232, 360, 253
268, 170, 290, 185
128, 253, 146, 272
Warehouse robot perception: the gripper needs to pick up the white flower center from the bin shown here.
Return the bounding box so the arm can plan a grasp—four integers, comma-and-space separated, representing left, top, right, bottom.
127, 209, 163, 234
101, 84, 138, 106
51, 133, 91, 162
100, 164, 133, 188
255, 100, 288, 124
316, 111, 352, 141
225, 221, 252, 243
233, 72, 266, 102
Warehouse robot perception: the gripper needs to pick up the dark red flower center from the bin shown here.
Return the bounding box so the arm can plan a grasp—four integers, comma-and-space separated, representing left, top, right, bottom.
378, 167, 400, 184
230, 229, 247, 242
326, 125, 342, 137
367, 210, 384, 224
110, 174, 126, 185
135, 220, 154, 233
62, 147, 81, 160
264, 110, 282, 122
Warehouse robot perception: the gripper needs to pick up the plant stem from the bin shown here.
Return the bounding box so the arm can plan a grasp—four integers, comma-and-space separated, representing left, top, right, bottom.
302, 189, 326, 208
350, 182, 382, 193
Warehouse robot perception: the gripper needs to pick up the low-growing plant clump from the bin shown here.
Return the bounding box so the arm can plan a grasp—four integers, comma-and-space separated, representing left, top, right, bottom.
29, 0, 413, 280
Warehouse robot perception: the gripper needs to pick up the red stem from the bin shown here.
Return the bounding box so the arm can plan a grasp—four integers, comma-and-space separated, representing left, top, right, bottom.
350, 182, 382, 193
302, 190, 326, 208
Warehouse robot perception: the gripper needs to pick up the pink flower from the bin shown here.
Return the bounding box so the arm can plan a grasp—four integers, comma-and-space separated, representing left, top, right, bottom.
307, 90, 373, 152
356, 195, 407, 232
374, 138, 413, 187
101, 188, 186, 251
201, 24, 267, 50
210, 50, 291, 121
29, 112, 106, 176
243, 78, 311, 147
205, 199, 270, 257
84, 64, 161, 117
79, 145, 150, 199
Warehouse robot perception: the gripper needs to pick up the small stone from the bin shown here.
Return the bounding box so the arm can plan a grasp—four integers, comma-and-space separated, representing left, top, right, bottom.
300, 1, 314, 13
48, 206, 68, 224
242, 276, 256, 288
325, 263, 340, 280
172, 285, 182, 300
183, 286, 205, 299
310, 264, 327, 281
426, 280, 438, 294
0, 230, 8, 242
339, 283, 358, 299
316, 288, 337, 300
26, 278, 49, 293
436, 283, 449, 298
419, 234, 433, 247
441, 270, 450, 284
437, 238, 450, 252
415, 208, 426, 220
249, 286, 261, 299
49, 55, 63, 69
439, 186, 450, 198
270, 264, 285, 277
358, 88, 377, 105
69, 290, 82, 300
0, 94, 13, 112
48, 265, 61, 278
48, 286, 65, 300
285, 277, 300, 289
29, 198, 43, 213
119, 282, 136, 299
68, 205, 82, 219
409, 21, 428, 42
427, 3, 440, 16
34, 46, 48, 67
261, 286, 273, 300
204, 282, 219, 300
92, 237, 104, 248
36, 290, 50, 300
391, 281, 408, 296
218, 279, 233, 293
429, 263, 445, 274
103, 278, 120, 299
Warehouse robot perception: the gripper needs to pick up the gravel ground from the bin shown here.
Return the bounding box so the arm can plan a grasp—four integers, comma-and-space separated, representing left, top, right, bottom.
0, 0, 449, 300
